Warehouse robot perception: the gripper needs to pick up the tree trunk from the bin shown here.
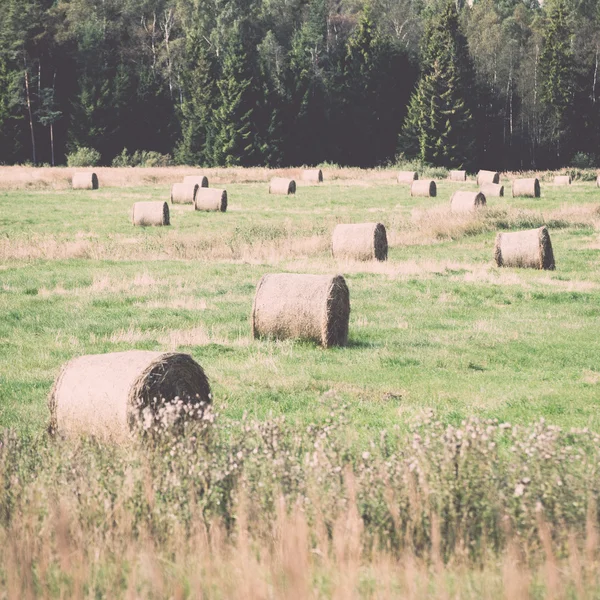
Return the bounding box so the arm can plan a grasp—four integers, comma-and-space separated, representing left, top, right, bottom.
24, 66, 36, 166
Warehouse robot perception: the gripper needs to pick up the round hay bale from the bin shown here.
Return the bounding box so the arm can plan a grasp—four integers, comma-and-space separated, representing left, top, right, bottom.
480, 183, 504, 197
269, 178, 296, 195
195, 188, 227, 212
251, 273, 350, 348
512, 178, 540, 198
494, 226, 555, 270
411, 179, 436, 197
597, 175, 600, 187
171, 182, 199, 204
450, 191, 486, 213
553, 175, 571, 185
397, 171, 418, 184
302, 169, 323, 183
449, 170, 467, 182
332, 223, 388, 261
72, 172, 99, 190
477, 170, 500, 185
183, 175, 209, 188
48, 351, 212, 440
132, 201, 170, 226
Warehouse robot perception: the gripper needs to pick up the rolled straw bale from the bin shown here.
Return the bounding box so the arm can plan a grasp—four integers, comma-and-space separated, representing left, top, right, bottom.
183, 175, 209, 188
410, 179, 436, 197
171, 182, 198, 204
450, 191, 486, 213
269, 178, 296, 195
48, 351, 211, 440
331, 223, 388, 261
494, 226, 555, 270
195, 188, 227, 212
251, 273, 350, 348
480, 183, 504, 197
397, 171, 418, 184
512, 178, 540, 198
449, 170, 467, 182
553, 175, 571, 186
597, 175, 600, 188
302, 169, 323, 183
477, 170, 500, 185
72, 172, 99, 190
132, 201, 170, 226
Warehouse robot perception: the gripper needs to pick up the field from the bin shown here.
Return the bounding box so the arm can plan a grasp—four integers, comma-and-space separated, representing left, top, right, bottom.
2, 166, 600, 597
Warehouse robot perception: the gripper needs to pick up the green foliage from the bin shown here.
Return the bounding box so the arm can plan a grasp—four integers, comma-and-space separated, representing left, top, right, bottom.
111, 149, 172, 167
569, 152, 596, 169
66, 146, 101, 166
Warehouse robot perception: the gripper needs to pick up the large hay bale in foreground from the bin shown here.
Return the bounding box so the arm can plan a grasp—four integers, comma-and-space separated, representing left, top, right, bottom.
302, 169, 323, 183
132, 201, 170, 226
494, 226, 555, 270
171, 182, 198, 204
251, 274, 350, 348
397, 171, 418, 184
480, 183, 504, 197
332, 223, 388, 261
477, 170, 500, 185
411, 179, 436, 197
450, 191, 486, 213
49, 351, 212, 440
195, 188, 227, 212
512, 178, 540, 198
72, 172, 99, 190
449, 170, 467, 182
269, 178, 296, 195
183, 175, 209, 188
553, 175, 571, 186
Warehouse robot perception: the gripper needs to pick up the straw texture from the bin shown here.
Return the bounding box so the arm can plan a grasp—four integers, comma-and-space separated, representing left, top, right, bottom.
331, 223, 388, 261
450, 191, 486, 212
171, 182, 199, 204
195, 188, 227, 212
477, 170, 500, 185
48, 351, 211, 440
494, 226, 555, 270
72, 172, 99, 190
397, 171, 418, 183
183, 175, 209, 188
553, 175, 571, 185
480, 183, 504, 197
251, 273, 350, 348
512, 178, 540, 198
132, 201, 170, 226
411, 180, 436, 197
449, 170, 467, 182
302, 169, 323, 183
269, 178, 296, 195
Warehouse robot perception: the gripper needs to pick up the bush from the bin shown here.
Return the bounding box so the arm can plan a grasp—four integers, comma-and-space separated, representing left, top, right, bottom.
111, 148, 173, 168
66, 147, 101, 167
394, 155, 450, 180
570, 152, 596, 170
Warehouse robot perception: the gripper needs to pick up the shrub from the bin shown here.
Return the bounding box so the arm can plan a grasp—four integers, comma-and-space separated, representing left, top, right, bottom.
111, 148, 173, 168
66, 146, 101, 167
570, 152, 596, 169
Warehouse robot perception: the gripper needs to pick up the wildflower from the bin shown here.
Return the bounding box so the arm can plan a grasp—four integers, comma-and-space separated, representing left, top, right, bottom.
514, 484, 525, 497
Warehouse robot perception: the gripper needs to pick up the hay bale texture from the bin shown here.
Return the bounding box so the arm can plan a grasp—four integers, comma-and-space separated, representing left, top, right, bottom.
251, 274, 350, 348
269, 178, 296, 195
183, 175, 209, 188
411, 180, 436, 197
597, 175, 600, 188
450, 191, 486, 212
332, 223, 387, 261
195, 188, 227, 212
132, 201, 170, 226
450, 170, 467, 182
398, 171, 418, 184
477, 170, 500, 185
72, 172, 98, 190
171, 182, 199, 204
512, 178, 540, 198
480, 183, 504, 197
302, 169, 323, 183
553, 175, 571, 185
494, 226, 555, 270
49, 351, 211, 440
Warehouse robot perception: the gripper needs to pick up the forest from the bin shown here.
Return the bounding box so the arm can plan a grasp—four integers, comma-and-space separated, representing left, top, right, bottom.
0, 0, 597, 169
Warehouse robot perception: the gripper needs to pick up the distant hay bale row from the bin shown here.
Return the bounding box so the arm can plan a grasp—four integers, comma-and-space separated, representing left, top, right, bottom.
171, 182, 198, 204
183, 175, 209, 188
270, 178, 296, 195
398, 171, 418, 184
72, 172, 98, 190
512, 178, 540, 198
480, 183, 504, 197
494, 226, 555, 270
251, 273, 350, 348
332, 223, 387, 261
132, 201, 170, 226
195, 188, 227, 212
450, 191, 486, 212
411, 180, 436, 197
477, 170, 500, 185
554, 175, 571, 186
302, 169, 323, 183
449, 170, 467, 182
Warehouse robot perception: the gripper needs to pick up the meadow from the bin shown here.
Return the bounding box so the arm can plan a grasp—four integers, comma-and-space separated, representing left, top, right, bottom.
1, 166, 600, 597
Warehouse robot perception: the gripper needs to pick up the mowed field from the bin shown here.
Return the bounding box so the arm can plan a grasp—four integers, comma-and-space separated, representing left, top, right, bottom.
2, 167, 600, 436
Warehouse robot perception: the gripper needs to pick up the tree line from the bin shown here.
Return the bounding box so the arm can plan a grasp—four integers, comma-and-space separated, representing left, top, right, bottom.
0, 0, 595, 169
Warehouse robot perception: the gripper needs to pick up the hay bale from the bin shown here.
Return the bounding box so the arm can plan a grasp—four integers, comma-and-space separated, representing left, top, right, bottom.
397, 171, 418, 184
494, 226, 555, 270
512, 178, 540, 198
132, 201, 170, 226
72, 172, 99, 190
450, 191, 486, 213
48, 351, 211, 440
302, 169, 323, 183
332, 223, 388, 261
171, 182, 199, 204
251, 273, 350, 348
597, 175, 600, 188
449, 170, 467, 182
411, 179, 436, 197
553, 175, 571, 185
183, 175, 209, 188
480, 183, 504, 197
194, 188, 227, 212
477, 170, 500, 185
269, 178, 296, 195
